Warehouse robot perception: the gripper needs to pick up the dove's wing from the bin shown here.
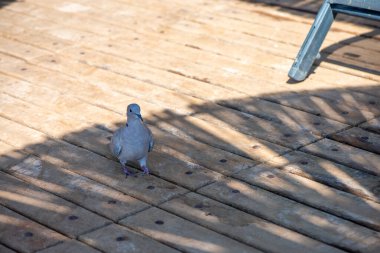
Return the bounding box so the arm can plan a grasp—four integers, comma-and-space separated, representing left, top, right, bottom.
146, 125, 154, 152
110, 128, 124, 157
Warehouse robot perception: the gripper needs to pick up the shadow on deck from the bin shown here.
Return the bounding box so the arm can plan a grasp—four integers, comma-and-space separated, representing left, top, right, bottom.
1, 84, 380, 253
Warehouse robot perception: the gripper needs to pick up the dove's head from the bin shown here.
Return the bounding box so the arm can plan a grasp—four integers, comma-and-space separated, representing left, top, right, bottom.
127, 103, 143, 121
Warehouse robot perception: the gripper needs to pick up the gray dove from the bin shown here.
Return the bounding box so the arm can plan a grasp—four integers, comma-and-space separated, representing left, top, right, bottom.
110, 104, 154, 176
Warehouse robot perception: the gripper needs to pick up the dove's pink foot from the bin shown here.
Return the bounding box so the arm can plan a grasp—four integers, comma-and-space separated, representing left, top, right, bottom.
122, 165, 134, 177
142, 166, 150, 175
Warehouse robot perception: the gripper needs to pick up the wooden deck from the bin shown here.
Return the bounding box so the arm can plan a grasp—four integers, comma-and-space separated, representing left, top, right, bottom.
0, 0, 380, 252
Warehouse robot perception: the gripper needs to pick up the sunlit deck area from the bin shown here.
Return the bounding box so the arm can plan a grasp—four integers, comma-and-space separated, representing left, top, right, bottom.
0, 0, 380, 252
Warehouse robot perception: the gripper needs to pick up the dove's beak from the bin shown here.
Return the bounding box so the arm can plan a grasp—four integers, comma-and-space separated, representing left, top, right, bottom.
136, 113, 143, 121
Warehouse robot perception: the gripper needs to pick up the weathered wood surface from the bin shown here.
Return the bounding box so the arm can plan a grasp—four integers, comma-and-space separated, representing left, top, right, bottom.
197, 178, 380, 253
35, 240, 101, 253
0, 244, 17, 253
0, 172, 111, 238
160, 192, 345, 253
79, 223, 181, 253
1, 0, 380, 252
301, 138, 380, 176
330, 127, 380, 155
361, 117, 380, 134
0, 205, 67, 253
5, 156, 151, 221
121, 207, 261, 253
233, 164, 380, 230
267, 151, 380, 203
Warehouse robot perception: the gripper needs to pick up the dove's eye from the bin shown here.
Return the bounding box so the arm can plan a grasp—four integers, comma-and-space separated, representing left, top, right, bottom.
129, 109, 132, 112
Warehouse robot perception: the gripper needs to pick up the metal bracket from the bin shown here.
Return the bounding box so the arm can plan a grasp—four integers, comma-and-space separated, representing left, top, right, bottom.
288, 0, 380, 82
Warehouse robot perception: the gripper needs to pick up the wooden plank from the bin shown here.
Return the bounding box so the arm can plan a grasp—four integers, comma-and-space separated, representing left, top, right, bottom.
267, 151, 380, 202
0, 244, 17, 253
79, 224, 180, 253
0, 36, 49, 60
2, 75, 257, 176
0, 69, 289, 162
5, 156, 150, 221
37, 52, 320, 149
233, 164, 380, 231
301, 138, 380, 176
330, 127, 380, 154
32, 0, 380, 79
158, 0, 380, 36
20, 0, 365, 53
0, 40, 360, 147
0, 74, 255, 178
163, 22, 380, 83
162, 19, 380, 82
176, 101, 319, 149
34, 0, 380, 38
262, 92, 376, 125
61, 34, 378, 90
171, 9, 380, 68
351, 86, 380, 99
361, 117, 380, 134
0, 117, 188, 205
2, 21, 376, 106
160, 133, 244, 180
309, 89, 380, 115
0, 205, 67, 253
153, 113, 289, 161
36, 240, 101, 253
0, 29, 71, 52
2, 0, 380, 89
2, 4, 378, 94
25, 51, 320, 149
0, 141, 29, 170
0, 172, 111, 238
120, 207, 261, 253
149, 127, 256, 175
29, 47, 346, 142
0, 83, 242, 190
216, 0, 380, 29
218, 97, 348, 136
160, 192, 345, 253
214, 4, 380, 52
0, 93, 223, 191
198, 179, 380, 253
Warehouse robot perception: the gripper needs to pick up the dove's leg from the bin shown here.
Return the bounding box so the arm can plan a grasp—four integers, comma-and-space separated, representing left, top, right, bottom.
120, 161, 133, 177
142, 166, 150, 175
138, 157, 150, 175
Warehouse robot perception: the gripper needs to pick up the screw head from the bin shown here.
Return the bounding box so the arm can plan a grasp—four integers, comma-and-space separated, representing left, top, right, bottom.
68, 215, 78, 220
24, 232, 33, 237
194, 203, 204, 209
116, 236, 128, 241
155, 220, 164, 225
108, 200, 117, 204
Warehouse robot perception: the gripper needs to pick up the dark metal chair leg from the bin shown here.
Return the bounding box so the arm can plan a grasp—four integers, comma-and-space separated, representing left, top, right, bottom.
288, 1, 335, 81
